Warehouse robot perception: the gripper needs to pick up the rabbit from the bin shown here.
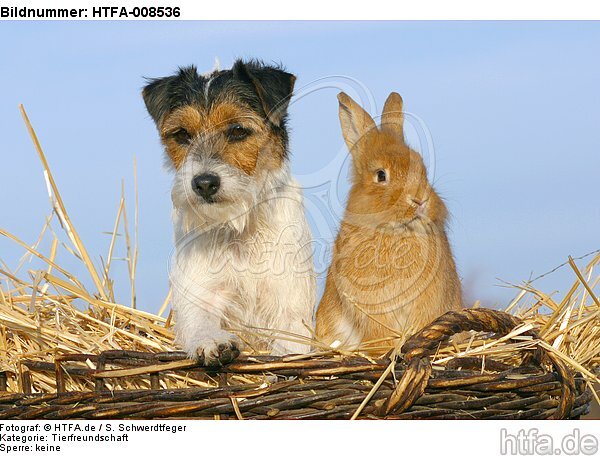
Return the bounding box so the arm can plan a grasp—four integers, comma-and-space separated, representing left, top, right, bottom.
315, 91, 462, 354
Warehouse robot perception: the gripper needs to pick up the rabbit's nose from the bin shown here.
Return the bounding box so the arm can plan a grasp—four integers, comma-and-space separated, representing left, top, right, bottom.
411, 197, 429, 218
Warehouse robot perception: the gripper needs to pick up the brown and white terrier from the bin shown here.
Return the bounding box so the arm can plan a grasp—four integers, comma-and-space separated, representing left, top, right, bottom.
143, 60, 316, 366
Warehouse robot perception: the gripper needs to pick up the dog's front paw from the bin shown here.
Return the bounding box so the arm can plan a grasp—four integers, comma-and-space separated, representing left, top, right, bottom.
192, 332, 242, 367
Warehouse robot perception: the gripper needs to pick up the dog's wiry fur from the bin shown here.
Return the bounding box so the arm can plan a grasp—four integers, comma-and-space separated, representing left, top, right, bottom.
143, 60, 315, 365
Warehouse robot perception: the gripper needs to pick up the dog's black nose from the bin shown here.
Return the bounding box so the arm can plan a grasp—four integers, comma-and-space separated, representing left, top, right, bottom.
192, 174, 220, 200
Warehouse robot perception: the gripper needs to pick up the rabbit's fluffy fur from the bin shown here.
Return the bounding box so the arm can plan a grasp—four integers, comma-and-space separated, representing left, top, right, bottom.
316, 92, 462, 353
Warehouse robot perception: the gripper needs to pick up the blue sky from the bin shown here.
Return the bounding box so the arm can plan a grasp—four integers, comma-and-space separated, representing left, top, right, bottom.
1, 21, 599, 314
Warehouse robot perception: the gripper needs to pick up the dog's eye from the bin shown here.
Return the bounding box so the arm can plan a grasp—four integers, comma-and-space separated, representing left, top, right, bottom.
375, 169, 387, 183
171, 128, 192, 145
226, 124, 251, 141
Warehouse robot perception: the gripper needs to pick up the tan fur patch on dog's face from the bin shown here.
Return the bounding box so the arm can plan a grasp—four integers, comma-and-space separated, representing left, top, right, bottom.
159, 105, 202, 168
159, 102, 285, 173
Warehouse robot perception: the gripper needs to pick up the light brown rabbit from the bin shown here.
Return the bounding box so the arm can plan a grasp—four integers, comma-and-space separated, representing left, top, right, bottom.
315, 91, 462, 354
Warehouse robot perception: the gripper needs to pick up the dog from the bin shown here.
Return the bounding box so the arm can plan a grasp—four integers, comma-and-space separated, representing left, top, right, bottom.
142, 59, 316, 366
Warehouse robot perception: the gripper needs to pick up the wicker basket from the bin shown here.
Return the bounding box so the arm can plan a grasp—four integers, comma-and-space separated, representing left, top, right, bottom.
0, 309, 592, 420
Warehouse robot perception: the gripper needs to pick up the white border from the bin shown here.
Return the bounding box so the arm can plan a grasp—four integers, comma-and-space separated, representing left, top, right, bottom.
3, 0, 600, 20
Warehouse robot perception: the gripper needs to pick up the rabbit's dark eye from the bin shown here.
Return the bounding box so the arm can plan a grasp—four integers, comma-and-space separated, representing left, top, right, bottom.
171, 128, 192, 145
376, 169, 387, 183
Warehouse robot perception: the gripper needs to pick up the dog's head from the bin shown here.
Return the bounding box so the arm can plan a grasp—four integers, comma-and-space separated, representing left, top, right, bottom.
143, 59, 296, 233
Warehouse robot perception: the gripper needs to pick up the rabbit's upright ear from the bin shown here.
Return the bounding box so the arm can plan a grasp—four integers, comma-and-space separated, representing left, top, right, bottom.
381, 92, 404, 140
337, 92, 376, 151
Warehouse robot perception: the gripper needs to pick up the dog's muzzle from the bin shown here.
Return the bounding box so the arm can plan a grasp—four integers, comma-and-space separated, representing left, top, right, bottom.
192, 173, 220, 202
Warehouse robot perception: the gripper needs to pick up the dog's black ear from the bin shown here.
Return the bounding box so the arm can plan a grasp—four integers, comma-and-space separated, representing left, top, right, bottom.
232, 60, 296, 127
142, 66, 199, 126
142, 75, 177, 125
